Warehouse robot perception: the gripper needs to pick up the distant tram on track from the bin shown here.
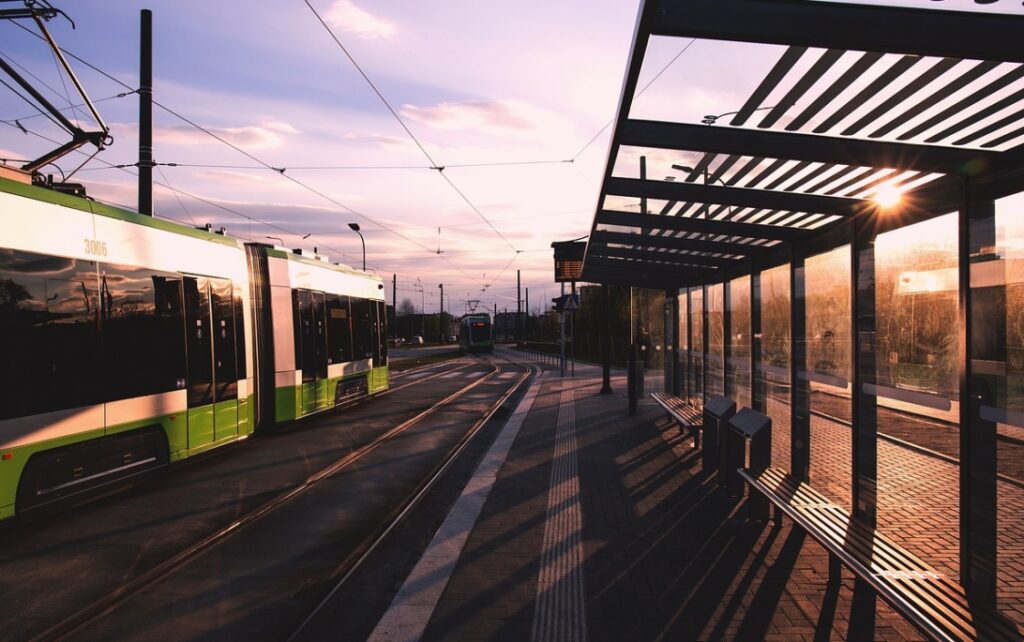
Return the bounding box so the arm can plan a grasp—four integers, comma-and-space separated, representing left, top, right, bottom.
0, 176, 388, 520
459, 313, 494, 353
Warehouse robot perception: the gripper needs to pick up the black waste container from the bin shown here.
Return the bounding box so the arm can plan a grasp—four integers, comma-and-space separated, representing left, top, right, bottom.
727, 409, 772, 519
702, 395, 735, 478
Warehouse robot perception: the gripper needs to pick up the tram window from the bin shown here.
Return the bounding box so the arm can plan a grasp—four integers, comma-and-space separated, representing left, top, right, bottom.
370, 300, 382, 363
185, 276, 214, 407
210, 278, 238, 401
103, 265, 187, 401
234, 285, 247, 379
48, 274, 102, 410
0, 250, 104, 420
351, 297, 372, 360
294, 289, 315, 383
377, 301, 388, 364
326, 294, 353, 363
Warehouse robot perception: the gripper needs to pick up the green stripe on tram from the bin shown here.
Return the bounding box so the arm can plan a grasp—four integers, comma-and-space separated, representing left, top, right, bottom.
0, 176, 240, 247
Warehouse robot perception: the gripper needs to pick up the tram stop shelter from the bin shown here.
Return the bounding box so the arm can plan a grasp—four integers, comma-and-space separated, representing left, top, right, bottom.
579, 0, 1024, 633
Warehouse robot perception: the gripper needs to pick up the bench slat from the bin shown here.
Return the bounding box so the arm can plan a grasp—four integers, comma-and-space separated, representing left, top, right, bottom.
740, 467, 1018, 642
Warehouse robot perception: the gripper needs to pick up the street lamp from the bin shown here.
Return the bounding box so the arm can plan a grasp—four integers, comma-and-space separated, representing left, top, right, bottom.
348, 223, 365, 271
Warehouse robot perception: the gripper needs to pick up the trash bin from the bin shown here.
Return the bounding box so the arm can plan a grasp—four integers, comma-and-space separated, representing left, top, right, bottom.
702, 395, 735, 478
727, 409, 772, 519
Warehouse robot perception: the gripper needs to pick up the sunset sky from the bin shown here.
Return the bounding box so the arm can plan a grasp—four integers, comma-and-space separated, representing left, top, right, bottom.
2, 0, 1022, 314
0, 0, 645, 314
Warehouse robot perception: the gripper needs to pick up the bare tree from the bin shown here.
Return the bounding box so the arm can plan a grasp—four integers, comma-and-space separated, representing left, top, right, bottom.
397, 297, 416, 317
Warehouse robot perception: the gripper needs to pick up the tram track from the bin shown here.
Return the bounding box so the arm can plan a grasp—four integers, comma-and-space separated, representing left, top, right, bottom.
288, 359, 534, 641
29, 357, 532, 642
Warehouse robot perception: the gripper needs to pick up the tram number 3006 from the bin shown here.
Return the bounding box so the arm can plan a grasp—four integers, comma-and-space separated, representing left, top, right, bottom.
84, 239, 108, 256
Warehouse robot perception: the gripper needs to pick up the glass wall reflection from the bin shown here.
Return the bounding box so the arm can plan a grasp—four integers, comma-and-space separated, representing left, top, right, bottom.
987, 191, 1024, 626
690, 287, 704, 408
806, 245, 852, 509
708, 283, 725, 398
876, 213, 960, 577
729, 276, 751, 409
761, 264, 791, 471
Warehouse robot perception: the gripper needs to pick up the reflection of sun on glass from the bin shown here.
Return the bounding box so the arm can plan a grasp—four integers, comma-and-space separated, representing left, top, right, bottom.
874, 184, 902, 208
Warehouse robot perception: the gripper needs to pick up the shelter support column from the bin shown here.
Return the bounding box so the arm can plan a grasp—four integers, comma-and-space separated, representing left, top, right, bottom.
751, 270, 765, 413
791, 250, 810, 481
852, 215, 878, 527
961, 182, 998, 606
601, 284, 612, 395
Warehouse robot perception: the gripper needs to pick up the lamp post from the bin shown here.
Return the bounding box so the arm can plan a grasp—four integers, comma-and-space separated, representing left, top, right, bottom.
348, 223, 365, 270
438, 283, 444, 344
265, 235, 284, 246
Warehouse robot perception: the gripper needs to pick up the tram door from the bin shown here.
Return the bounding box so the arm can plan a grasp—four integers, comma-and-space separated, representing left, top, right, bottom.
210, 278, 239, 441
297, 289, 329, 414
185, 276, 215, 448
185, 276, 240, 449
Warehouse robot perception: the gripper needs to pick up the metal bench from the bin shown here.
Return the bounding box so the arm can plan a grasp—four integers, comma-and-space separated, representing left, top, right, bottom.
650, 392, 702, 446
739, 466, 1020, 642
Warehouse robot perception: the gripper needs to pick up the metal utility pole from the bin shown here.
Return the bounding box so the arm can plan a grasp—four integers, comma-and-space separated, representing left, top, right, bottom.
525, 287, 529, 343
560, 281, 566, 377
138, 9, 153, 216
392, 274, 397, 340
516, 269, 522, 347
571, 280, 576, 377
600, 284, 612, 394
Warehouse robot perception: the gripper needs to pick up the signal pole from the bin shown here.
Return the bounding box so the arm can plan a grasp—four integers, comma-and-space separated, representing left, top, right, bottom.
392, 274, 397, 341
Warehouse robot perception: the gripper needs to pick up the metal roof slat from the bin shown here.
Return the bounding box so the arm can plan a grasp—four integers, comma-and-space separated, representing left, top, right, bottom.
760, 49, 845, 129
787, 51, 885, 131
813, 55, 922, 134
779, 162, 836, 193
730, 46, 808, 127
708, 154, 741, 184
725, 156, 765, 186
953, 107, 1024, 147
840, 57, 960, 137
744, 158, 789, 188
897, 65, 1024, 141
926, 86, 1024, 144
805, 165, 859, 193
684, 152, 717, 182
763, 160, 813, 191
870, 60, 1002, 138
822, 167, 876, 195
983, 125, 1024, 150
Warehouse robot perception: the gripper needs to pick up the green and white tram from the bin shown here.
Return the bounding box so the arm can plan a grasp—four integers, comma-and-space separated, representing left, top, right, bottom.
0, 176, 387, 520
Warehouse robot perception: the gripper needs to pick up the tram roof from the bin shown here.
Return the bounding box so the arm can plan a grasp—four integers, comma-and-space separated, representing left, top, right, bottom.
580, 0, 1024, 290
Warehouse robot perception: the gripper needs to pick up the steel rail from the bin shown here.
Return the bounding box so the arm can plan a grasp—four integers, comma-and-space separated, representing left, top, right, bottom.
33, 363, 503, 642
288, 357, 536, 641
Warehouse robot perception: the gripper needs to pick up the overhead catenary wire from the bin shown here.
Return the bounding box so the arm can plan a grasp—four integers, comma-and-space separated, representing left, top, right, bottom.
3, 120, 511, 295
6, 20, 490, 289
302, 0, 519, 254
4, 22, 489, 286
570, 37, 697, 161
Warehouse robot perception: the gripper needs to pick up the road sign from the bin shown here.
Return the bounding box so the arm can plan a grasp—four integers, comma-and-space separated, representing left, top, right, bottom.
552, 294, 579, 313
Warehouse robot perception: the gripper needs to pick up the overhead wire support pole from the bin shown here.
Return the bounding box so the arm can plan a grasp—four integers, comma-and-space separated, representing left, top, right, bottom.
138, 9, 152, 216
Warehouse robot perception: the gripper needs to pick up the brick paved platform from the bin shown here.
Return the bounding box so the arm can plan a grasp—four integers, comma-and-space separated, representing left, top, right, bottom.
367, 352, 953, 641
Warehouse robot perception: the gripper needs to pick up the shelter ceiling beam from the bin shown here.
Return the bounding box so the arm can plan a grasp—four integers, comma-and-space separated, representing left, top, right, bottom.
649, 0, 1024, 63
621, 119, 995, 175
606, 176, 869, 216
